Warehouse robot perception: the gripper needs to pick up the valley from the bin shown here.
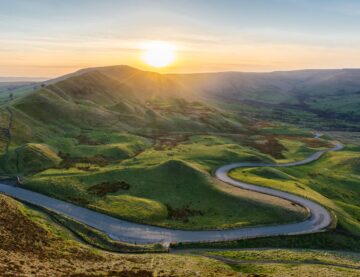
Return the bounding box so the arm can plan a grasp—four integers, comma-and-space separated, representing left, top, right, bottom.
0, 66, 359, 276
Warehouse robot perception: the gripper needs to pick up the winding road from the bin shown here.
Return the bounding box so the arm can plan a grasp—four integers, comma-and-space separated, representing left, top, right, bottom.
0, 139, 343, 245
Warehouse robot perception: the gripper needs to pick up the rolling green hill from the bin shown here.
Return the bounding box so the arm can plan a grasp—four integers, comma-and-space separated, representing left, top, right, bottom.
0, 65, 359, 236
230, 148, 360, 235
4, 68, 245, 149
0, 66, 311, 230
0, 66, 248, 174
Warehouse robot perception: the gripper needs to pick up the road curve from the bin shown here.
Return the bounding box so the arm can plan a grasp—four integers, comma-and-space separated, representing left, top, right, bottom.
0, 140, 343, 245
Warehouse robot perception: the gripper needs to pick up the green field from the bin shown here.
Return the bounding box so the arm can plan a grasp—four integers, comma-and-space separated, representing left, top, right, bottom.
230, 144, 360, 235
0, 65, 359, 254
20, 134, 313, 230
2, 192, 359, 276
0, 194, 242, 276
196, 248, 360, 277
0, 71, 349, 231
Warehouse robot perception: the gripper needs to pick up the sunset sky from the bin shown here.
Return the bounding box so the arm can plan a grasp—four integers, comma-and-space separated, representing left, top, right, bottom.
1, 0, 360, 77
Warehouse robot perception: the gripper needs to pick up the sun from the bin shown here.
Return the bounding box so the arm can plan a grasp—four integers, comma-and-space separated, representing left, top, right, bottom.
142, 41, 176, 67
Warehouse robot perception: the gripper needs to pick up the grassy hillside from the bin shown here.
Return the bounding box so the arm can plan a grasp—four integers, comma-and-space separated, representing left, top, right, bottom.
3, 194, 357, 276
0, 82, 38, 105
0, 194, 242, 276
22, 135, 308, 230
199, 248, 360, 277
18, 129, 332, 230
43, 66, 360, 132
0, 65, 359, 240
230, 146, 360, 235
0, 67, 247, 175
172, 69, 360, 131
1, 143, 61, 175
3, 69, 245, 147
0, 66, 322, 230
0, 65, 359, 277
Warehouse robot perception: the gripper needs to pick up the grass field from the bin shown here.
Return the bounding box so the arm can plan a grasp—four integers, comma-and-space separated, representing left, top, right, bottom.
204, 248, 360, 266
1, 193, 359, 276
2, 85, 356, 235
1, 66, 359, 257
198, 248, 360, 277
1, 66, 360, 277
1, 114, 338, 231
21, 134, 311, 230
0, 194, 242, 276
172, 231, 360, 252
229, 145, 360, 235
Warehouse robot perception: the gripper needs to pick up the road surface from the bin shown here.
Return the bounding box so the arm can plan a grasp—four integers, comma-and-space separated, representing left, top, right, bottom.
0, 140, 343, 244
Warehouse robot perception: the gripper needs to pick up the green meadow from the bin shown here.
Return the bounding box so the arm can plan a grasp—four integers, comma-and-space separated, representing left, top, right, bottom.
0, 66, 358, 254
21, 133, 314, 230
230, 143, 360, 235
198, 248, 360, 277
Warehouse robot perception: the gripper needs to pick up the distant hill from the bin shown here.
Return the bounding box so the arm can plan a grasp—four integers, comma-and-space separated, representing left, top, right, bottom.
45, 65, 199, 101
1, 65, 360, 242
0, 77, 47, 82
1, 65, 360, 159
167, 68, 360, 130
0, 66, 246, 165
170, 68, 360, 97
47, 65, 360, 105
46, 66, 360, 104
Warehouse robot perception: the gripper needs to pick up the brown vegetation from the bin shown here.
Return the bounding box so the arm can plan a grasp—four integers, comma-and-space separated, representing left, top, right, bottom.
76, 165, 99, 172
166, 204, 204, 223
0, 195, 241, 276
59, 152, 111, 167
88, 181, 131, 196
76, 134, 101, 145
153, 134, 189, 151
279, 135, 333, 148
254, 121, 273, 128
247, 135, 285, 159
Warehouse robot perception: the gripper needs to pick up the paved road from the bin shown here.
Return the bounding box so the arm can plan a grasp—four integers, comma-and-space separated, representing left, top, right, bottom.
0, 140, 343, 244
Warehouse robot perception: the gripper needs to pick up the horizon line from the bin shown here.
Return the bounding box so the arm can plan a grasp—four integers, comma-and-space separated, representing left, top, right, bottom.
2, 65, 360, 80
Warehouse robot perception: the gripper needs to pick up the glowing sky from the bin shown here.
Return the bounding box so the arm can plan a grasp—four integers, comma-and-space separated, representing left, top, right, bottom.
1, 0, 360, 77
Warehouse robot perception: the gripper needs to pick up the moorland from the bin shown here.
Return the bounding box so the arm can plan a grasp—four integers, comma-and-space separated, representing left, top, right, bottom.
0, 66, 359, 276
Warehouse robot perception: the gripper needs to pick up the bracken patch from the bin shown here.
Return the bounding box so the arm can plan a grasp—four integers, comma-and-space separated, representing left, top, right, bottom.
166, 204, 204, 223
59, 152, 112, 167
88, 181, 131, 196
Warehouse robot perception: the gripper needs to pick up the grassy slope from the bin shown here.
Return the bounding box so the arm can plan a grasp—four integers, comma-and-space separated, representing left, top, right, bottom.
23, 135, 308, 230
0, 194, 240, 276
170, 133, 360, 252
230, 145, 360, 235
205, 248, 360, 266
1, 143, 61, 175
0, 70, 316, 231
1, 67, 360, 276
200, 249, 360, 277
21, 130, 331, 231
0, 69, 246, 173
8, 71, 245, 138
193, 69, 360, 131
0, 65, 358, 238
4, 193, 356, 277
